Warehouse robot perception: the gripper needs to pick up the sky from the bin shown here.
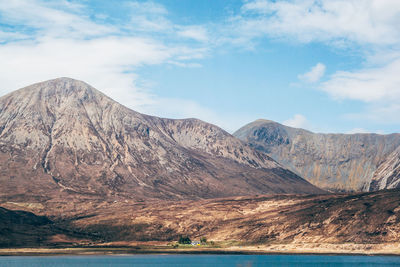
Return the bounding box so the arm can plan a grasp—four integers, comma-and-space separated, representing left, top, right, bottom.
0, 0, 399, 134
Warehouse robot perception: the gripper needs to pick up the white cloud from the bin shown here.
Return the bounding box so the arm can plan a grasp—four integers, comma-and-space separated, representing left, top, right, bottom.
320, 56, 400, 125
321, 59, 400, 102
242, 0, 270, 13
298, 63, 326, 83
0, 36, 182, 106
126, 2, 210, 44
346, 128, 386, 134
238, 0, 400, 46
283, 114, 310, 129
0, 0, 115, 38
177, 26, 209, 43
346, 128, 370, 134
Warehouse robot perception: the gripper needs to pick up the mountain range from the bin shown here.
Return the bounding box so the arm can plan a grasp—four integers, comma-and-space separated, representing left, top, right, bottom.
0, 78, 321, 205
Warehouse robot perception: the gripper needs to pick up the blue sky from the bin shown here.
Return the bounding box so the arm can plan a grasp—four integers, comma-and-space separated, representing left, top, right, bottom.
0, 0, 399, 134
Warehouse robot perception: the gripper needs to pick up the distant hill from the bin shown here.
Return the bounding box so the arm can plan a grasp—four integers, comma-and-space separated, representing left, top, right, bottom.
234, 119, 400, 192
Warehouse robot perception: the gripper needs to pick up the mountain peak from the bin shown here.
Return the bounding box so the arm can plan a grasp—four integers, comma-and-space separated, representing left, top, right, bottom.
26, 77, 98, 96
34, 77, 89, 87
252, 119, 277, 125
0, 77, 115, 120
45, 77, 84, 83
236, 119, 313, 137
233, 119, 286, 141
1, 77, 105, 103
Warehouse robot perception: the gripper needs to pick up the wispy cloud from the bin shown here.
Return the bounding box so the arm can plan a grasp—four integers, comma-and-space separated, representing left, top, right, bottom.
177, 26, 209, 43
0, 30, 28, 43
127, 1, 172, 32
321, 59, 400, 102
298, 63, 326, 83
283, 114, 310, 129
0, 0, 115, 38
126, 1, 210, 44
346, 128, 370, 134
129, 1, 168, 15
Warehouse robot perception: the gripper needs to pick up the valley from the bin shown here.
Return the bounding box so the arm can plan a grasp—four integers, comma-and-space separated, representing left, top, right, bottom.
1, 189, 400, 254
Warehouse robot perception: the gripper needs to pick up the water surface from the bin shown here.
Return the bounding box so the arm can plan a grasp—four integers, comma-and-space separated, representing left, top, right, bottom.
1, 254, 400, 266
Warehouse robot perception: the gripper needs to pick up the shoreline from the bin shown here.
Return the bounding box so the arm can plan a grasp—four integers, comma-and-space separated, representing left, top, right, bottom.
2, 245, 400, 257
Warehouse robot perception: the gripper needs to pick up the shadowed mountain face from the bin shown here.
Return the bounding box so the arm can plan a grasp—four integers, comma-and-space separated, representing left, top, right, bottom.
234, 119, 400, 192
0, 78, 322, 202
0, 207, 53, 247
0, 207, 85, 247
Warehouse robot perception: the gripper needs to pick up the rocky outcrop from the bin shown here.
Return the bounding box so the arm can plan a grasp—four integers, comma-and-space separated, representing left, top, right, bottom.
234, 119, 400, 192
370, 146, 400, 191
0, 78, 322, 202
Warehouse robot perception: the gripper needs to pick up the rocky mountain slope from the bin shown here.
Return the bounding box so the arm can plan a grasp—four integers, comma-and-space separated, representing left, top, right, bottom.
370, 146, 400, 191
234, 119, 400, 192
0, 78, 322, 203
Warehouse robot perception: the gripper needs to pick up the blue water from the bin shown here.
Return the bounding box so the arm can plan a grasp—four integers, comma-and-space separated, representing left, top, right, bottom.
1, 254, 400, 266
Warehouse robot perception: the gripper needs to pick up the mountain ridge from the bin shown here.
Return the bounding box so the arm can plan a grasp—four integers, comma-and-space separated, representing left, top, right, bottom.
234, 119, 400, 192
